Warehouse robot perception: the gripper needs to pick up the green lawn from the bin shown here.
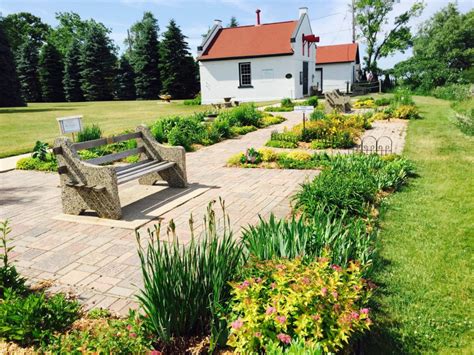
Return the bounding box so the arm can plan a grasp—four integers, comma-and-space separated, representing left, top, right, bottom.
364, 96, 474, 353
0, 100, 210, 158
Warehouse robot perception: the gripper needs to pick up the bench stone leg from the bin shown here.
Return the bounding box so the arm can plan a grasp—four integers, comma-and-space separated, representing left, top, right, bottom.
138, 167, 187, 188
61, 186, 122, 220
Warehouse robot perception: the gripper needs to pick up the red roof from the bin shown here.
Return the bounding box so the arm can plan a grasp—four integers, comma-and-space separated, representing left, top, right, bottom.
316, 43, 358, 64
198, 21, 297, 61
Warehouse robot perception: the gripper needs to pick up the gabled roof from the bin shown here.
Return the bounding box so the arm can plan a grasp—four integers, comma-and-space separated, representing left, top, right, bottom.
198, 21, 298, 61
316, 43, 359, 64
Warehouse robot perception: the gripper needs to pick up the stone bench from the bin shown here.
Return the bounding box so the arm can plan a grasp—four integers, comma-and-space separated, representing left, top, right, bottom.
324, 89, 352, 113
53, 125, 187, 220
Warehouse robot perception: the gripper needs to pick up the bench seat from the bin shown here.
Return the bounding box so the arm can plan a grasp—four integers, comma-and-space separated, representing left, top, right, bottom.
115, 160, 176, 185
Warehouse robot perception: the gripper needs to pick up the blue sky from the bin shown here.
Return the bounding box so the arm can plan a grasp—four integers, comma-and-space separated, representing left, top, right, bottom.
1, 0, 472, 69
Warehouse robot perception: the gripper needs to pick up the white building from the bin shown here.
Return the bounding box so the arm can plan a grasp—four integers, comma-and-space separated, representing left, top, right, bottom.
315, 43, 361, 93
197, 8, 318, 104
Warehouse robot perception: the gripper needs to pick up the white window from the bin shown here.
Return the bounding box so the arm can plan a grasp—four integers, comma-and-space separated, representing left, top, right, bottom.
239, 62, 252, 87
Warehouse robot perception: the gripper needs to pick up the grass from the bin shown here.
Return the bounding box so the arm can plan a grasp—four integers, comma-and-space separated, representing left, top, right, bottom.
0, 100, 211, 158
364, 96, 474, 353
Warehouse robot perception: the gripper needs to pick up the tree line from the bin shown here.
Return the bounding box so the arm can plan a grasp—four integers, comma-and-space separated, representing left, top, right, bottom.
0, 11, 200, 107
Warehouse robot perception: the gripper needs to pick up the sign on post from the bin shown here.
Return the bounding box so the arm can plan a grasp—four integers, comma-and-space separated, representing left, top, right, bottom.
293, 105, 314, 114
57, 116, 83, 135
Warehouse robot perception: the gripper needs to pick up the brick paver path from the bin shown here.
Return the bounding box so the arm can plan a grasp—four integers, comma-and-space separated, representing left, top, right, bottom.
0, 112, 317, 314
0, 112, 407, 314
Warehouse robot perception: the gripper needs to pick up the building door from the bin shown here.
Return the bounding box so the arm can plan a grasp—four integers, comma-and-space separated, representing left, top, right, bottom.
315, 68, 323, 92
302, 61, 309, 96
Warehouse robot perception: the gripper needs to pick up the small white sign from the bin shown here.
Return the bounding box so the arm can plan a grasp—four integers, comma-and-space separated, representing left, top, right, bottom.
57, 116, 83, 135
294, 105, 314, 114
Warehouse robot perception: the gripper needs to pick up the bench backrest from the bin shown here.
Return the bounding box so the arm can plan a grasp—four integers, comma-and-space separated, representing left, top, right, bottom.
70, 131, 146, 166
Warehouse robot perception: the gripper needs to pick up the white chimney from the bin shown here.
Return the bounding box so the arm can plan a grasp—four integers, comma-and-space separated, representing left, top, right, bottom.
299, 7, 308, 17
214, 19, 222, 27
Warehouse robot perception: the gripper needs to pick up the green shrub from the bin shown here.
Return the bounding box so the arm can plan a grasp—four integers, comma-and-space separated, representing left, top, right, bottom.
261, 114, 285, 127
394, 105, 421, 119
258, 148, 278, 162
265, 140, 298, 149
286, 150, 312, 162
270, 131, 299, 143
16, 156, 58, 172
230, 103, 262, 127
32, 141, 49, 161
281, 98, 294, 108
374, 97, 392, 106
432, 84, 470, 101
303, 96, 318, 107
0, 289, 80, 347
151, 116, 204, 151
241, 148, 262, 164
227, 153, 245, 166
393, 88, 415, 106
78, 149, 100, 160
47, 310, 152, 353
310, 109, 326, 121
77, 124, 102, 142
226, 257, 372, 354
136, 201, 244, 344
230, 125, 257, 136
276, 154, 322, 170
264, 106, 294, 112
1, 220, 26, 298
183, 93, 201, 105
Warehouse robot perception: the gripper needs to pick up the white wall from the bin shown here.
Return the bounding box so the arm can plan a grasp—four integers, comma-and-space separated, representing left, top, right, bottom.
315, 62, 354, 93
199, 56, 300, 104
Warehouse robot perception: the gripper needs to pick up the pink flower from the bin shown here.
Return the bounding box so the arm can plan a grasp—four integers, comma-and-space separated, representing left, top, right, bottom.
130, 332, 137, 338
255, 277, 262, 283
366, 317, 373, 326
331, 264, 342, 272
271, 282, 277, 289
332, 291, 338, 299
231, 319, 244, 330
301, 277, 310, 285
148, 351, 162, 355
276, 264, 286, 270
238, 280, 250, 289
127, 324, 132, 331
254, 332, 262, 338
266, 306, 276, 315
321, 287, 328, 296
311, 314, 320, 321
276, 316, 287, 324
360, 308, 369, 314
277, 333, 291, 344
351, 311, 360, 320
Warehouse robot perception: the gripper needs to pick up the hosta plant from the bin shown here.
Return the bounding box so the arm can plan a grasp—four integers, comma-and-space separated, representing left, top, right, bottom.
226, 256, 372, 353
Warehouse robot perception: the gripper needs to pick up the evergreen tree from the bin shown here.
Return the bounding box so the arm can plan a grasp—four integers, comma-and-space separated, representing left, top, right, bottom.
115, 55, 136, 100
80, 23, 117, 101
129, 12, 161, 99
228, 16, 239, 27
63, 39, 83, 101
159, 19, 199, 99
16, 39, 42, 102
0, 20, 25, 107
39, 42, 65, 102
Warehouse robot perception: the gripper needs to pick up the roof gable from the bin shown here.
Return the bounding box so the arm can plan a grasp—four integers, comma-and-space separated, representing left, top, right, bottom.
198, 21, 297, 61
316, 43, 359, 64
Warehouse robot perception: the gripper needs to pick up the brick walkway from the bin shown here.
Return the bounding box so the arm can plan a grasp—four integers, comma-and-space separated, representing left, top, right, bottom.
0, 112, 318, 314
0, 113, 407, 314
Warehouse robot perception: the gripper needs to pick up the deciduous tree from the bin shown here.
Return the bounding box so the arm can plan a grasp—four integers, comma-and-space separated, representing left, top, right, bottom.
355, 0, 424, 74
2, 12, 50, 53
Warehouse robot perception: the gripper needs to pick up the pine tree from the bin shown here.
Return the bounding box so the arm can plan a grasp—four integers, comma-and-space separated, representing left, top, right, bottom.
16, 39, 42, 102
159, 19, 199, 99
63, 39, 83, 102
80, 23, 116, 101
115, 55, 136, 100
130, 12, 161, 99
228, 16, 239, 27
39, 42, 65, 102
0, 21, 25, 107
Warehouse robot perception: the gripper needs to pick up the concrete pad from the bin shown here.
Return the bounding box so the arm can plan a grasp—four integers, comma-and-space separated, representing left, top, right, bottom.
0, 153, 31, 172
53, 182, 211, 230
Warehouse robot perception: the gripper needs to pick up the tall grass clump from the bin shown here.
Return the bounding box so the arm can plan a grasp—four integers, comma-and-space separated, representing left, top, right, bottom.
136, 200, 244, 345
77, 124, 102, 142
